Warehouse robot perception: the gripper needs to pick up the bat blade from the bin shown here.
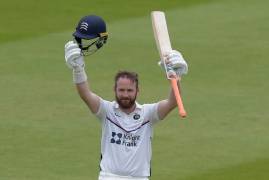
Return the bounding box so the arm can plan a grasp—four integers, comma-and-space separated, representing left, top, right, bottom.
151, 11, 187, 118
151, 11, 172, 62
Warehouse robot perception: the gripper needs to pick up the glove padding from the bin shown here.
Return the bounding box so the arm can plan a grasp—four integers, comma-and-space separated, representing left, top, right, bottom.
64, 41, 85, 72
159, 50, 188, 77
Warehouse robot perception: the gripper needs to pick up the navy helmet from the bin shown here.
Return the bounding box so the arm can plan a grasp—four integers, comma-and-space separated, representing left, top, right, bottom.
73, 15, 108, 55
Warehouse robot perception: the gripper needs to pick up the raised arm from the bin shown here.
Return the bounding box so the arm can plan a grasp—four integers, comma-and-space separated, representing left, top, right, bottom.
75, 82, 100, 114
65, 41, 100, 114
157, 50, 188, 120
157, 83, 181, 120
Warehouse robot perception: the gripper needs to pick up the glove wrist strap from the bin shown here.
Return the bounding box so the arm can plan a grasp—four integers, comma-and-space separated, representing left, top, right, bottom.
73, 68, 87, 84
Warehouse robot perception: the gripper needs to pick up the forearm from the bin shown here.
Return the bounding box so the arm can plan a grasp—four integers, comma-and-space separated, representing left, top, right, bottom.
76, 81, 91, 102
75, 76, 100, 114
65, 40, 101, 114
157, 81, 180, 120
72, 68, 93, 107
170, 80, 183, 105
167, 87, 178, 108
164, 84, 179, 111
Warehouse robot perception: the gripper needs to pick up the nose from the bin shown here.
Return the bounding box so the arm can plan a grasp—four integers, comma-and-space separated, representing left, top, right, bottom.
122, 90, 129, 97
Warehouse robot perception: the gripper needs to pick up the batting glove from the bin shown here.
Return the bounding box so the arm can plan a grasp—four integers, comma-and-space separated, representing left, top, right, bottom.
64, 41, 87, 84
65, 41, 85, 72
159, 50, 188, 77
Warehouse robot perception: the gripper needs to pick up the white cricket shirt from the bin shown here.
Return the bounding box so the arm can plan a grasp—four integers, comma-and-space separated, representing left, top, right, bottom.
95, 98, 160, 177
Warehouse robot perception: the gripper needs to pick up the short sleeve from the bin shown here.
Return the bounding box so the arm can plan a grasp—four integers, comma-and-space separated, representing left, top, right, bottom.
95, 98, 110, 122
143, 102, 160, 125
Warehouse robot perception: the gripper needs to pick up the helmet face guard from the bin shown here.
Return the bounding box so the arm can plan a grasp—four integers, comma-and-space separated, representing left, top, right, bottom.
74, 33, 108, 56
73, 15, 108, 56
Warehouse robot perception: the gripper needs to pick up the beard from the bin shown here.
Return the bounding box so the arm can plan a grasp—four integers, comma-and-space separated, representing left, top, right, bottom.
115, 95, 137, 109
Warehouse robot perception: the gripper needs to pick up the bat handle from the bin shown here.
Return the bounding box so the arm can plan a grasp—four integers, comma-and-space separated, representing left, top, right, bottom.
170, 78, 187, 118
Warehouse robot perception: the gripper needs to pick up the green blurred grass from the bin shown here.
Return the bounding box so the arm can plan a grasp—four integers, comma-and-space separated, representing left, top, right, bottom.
1, 0, 269, 179
184, 159, 269, 180
0, 0, 212, 43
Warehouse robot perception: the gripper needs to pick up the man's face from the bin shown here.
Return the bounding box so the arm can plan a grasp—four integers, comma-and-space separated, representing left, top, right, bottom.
115, 77, 138, 109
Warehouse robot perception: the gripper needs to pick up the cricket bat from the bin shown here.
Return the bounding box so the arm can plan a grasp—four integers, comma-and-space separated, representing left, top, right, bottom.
151, 11, 187, 118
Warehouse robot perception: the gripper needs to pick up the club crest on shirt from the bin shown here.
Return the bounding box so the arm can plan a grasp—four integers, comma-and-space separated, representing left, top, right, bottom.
133, 113, 140, 120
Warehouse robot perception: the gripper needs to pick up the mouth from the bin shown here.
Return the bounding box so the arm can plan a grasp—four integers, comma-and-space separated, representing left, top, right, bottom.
117, 98, 134, 109
121, 99, 130, 103
116, 94, 136, 109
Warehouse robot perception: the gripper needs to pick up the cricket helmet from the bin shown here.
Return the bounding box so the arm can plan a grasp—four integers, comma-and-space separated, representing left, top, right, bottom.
73, 15, 108, 55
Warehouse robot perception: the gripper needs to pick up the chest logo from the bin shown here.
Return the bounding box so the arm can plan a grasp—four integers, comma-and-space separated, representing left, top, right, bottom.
110, 132, 122, 144
110, 132, 140, 147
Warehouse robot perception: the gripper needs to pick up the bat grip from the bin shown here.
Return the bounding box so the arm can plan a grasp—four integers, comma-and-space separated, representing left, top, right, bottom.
170, 78, 187, 118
